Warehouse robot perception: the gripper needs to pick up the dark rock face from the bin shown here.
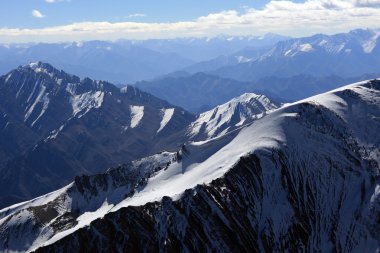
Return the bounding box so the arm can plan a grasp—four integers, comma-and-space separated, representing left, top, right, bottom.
0, 62, 195, 207
35, 147, 379, 252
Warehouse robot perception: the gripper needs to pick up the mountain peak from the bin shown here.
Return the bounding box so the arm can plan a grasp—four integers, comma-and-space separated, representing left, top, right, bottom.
28, 61, 47, 68
348, 28, 377, 37
188, 92, 279, 140
11, 61, 82, 86
231, 92, 266, 103
25, 61, 58, 75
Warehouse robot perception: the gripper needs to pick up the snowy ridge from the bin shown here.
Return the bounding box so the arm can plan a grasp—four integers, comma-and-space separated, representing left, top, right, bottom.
157, 108, 175, 133
28, 62, 55, 78
5, 62, 109, 126
0, 152, 176, 252
189, 92, 278, 140
265, 29, 380, 59
27, 62, 107, 119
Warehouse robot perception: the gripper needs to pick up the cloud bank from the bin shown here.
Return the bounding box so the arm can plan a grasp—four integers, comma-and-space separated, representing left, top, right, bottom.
3, 0, 380, 42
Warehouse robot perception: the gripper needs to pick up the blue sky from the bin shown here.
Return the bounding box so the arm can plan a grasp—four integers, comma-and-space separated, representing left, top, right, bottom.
1, 0, 279, 28
0, 0, 379, 42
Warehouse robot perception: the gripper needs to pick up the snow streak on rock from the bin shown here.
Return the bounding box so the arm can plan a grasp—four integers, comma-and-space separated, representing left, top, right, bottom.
129, 105, 144, 128
157, 108, 175, 133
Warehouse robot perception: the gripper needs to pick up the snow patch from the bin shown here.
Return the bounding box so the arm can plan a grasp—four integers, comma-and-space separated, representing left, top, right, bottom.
5, 73, 12, 82
24, 85, 50, 126
71, 91, 104, 118
46, 125, 65, 140
362, 34, 379, 53
298, 43, 313, 52
120, 86, 128, 94
284, 49, 292, 56
130, 105, 144, 128
318, 39, 328, 46
157, 108, 175, 133
235, 55, 252, 63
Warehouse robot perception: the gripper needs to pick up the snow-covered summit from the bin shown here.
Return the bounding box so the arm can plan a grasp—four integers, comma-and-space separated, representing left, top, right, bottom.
208, 29, 380, 82
262, 28, 380, 59
188, 92, 279, 140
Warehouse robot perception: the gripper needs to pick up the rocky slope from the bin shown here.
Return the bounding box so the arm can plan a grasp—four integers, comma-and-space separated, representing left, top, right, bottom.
0, 62, 195, 207
188, 92, 279, 140
0, 79, 379, 252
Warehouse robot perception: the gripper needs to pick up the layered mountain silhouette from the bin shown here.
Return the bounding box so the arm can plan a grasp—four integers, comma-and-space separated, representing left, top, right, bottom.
207, 29, 380, 81
0, 34, 288, 84
136, 72, 377, 112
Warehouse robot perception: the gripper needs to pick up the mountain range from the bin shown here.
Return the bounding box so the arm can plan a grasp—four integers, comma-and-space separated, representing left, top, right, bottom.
0, 42, 193, 84
133, 29, 380, 113
0, 78, 379, 252
205, 29, 380, 81
0, 29, 380, 253
1, 29, 379, 88
0, 63, 278, 209
136, 72, 378, 113
0, 62, 195, 208
0, 34, 288, 84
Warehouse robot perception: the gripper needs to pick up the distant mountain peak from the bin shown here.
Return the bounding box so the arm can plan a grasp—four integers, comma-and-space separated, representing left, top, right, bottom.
28, 61, 49, 69
25, 61, 62, 76
188, 92, 279, 140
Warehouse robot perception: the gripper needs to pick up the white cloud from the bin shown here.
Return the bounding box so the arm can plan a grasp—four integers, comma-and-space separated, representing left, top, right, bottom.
2, 0, 379, 42
126, 13, 146, 18
32, 9, 46, 18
